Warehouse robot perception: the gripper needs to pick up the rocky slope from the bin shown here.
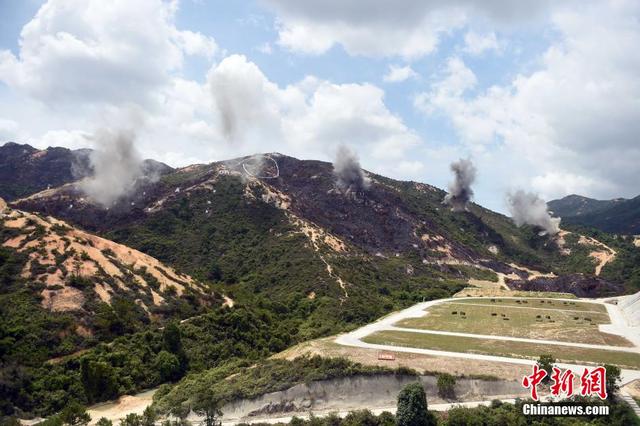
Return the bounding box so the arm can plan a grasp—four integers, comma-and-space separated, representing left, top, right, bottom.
0, 198, 217, 336
11, 153, 626, 299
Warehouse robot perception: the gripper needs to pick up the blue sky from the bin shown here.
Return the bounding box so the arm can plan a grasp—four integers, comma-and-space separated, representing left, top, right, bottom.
0, 0, 639, 214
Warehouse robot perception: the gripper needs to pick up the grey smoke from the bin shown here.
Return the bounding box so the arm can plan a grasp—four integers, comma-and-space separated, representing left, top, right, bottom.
443, 158, 476, 212
333, 145, 370, 193
79, 128, 145, 206
507, 190, 561, 236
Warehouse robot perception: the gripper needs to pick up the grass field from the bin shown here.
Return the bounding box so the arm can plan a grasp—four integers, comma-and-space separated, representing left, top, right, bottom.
364, 330, 640, 369
453, 298, 606, 313
395, 300, 630, 347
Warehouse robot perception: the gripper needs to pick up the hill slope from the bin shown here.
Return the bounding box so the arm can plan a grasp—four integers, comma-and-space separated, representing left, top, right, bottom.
13, 153, 625, 298
0, 142, 173, 201
550, 194, 640, 234
1, 151, 637, 417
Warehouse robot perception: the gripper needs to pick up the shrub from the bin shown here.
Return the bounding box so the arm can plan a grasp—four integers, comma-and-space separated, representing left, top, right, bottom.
437, 373, 456, 399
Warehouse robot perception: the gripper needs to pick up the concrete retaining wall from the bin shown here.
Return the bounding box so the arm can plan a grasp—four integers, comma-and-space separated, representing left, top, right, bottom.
214, 374, 526, 423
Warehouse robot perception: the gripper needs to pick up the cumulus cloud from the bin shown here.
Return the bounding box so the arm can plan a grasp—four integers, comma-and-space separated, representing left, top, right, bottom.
264, 0, 552, 59
207, 54, 421, 173
443, 158, 476, 211
462, 31, 501, 56
0, 0, 216, 107
333, 145, 370, 193
507, 190, 560, 235
383, 65, 417, 83
415, 1, 640, 201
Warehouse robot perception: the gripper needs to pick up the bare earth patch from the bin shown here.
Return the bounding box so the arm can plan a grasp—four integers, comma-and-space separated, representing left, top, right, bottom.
274, 337, 529, 382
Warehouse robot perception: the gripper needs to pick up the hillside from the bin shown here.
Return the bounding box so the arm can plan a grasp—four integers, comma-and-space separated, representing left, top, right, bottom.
0, 142, 173, 201
13, 153, 628, 298
0, 196, 219, 351
550, 194, 640, 234
2, 150, 637, 417
548, 194, 625, 218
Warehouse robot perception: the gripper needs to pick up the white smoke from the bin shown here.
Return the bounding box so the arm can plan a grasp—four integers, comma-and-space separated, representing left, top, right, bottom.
79, 128, 145, 206
333, 145, 370, 193
507, 190, 561, 236
443, 158, 476, 212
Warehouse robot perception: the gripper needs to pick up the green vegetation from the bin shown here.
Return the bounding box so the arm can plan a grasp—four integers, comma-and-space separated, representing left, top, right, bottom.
2, 167, 638, 422
537, 354, 556, 384
396, 382, 436, 426
436, 374, 456, 400
153, 355, 418, 414
364, 330, 640, 369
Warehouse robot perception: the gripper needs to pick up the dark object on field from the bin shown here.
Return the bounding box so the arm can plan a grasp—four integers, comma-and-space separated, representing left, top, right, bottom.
452, 311, 457, 315
536, 315, 542, 319
491, 313, 497, 316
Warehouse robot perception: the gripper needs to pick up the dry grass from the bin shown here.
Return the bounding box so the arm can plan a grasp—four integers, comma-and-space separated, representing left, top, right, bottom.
364, 330, 640, 369
396, 301, 630, 347
274, 337, 529, 381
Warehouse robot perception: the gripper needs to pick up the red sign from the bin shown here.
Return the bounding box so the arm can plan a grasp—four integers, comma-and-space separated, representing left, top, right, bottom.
377, 352, 396, 361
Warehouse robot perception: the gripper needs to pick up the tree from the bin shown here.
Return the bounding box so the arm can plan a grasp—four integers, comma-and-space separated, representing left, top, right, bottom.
141, 406, 157, 426
96, 418, 113, 426
193, 394, 222, 426
604, 364, 621, 399
162, 322, 182, 354
437, 373, 456, 400
59, 401, 90, 426
119, 413, 141, 426
396, 382, 436, 426
537, 354, 555, 383
154, 351, 181, 382
80, 358, 118, 403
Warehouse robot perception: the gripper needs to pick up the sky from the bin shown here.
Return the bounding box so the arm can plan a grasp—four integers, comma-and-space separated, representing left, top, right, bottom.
0, 0, 639, 213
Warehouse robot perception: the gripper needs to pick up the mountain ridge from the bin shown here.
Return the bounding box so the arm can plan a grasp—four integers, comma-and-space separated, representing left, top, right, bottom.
550, 193, 640, 234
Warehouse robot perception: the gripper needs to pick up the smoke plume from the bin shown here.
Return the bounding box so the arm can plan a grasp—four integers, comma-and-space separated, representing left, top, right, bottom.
333, 145, 370, 193
79, 128, 145, 206
443, 158, 476, 212
507, 190, 561, 235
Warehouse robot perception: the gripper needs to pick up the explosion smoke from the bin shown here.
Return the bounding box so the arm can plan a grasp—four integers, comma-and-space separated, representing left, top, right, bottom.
333, 145, 370, 193
79, 128, 145, 206
443, 158, 476, 212
507, 190, 561, 236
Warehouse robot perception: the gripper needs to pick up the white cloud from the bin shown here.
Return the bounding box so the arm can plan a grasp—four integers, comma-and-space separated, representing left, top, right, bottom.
462, 31, 501, 56
173, 30, 218, 58
265, 0, 553, 59
0, 0, 216, 107
383, 65, 418, 83
415, 1, 640, 201
207, 54, 421, 173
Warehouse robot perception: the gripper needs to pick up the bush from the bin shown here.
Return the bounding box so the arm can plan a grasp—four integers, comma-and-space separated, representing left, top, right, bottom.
437, 373, 456, 400
396, 382, 436, 426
